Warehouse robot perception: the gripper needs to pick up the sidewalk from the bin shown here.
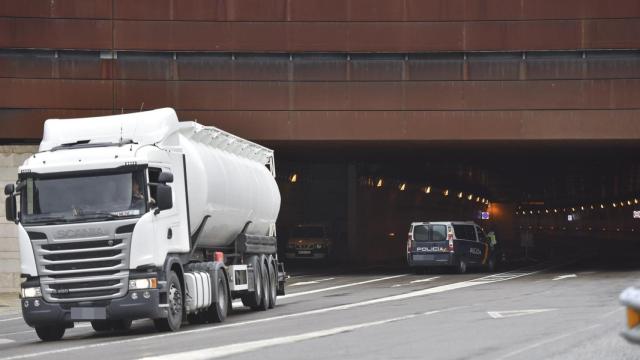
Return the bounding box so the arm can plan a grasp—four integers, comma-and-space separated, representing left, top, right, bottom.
0, 292, 20, 315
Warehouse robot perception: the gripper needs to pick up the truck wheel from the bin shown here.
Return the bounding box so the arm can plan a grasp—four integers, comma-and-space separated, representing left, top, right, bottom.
267, 255, 277, 309
457, 259, 467, 274
35, 325, 65, 341
91, 320, 111, 332
154, 271, 183, 332
187, 312, 206, 325
241, 255, 263, 310
258, 255, 270, 311
206, 272, 229, 323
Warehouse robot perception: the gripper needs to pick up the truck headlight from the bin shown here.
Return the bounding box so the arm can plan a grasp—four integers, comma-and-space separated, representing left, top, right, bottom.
129, 278, 157, 290
21, 287, 42, 298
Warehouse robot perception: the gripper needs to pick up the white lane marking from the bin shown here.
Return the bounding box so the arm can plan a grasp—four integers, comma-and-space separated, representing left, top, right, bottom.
487, 309, 557, 319
599, 306, 624, 319
233, 274, 408, 307
0, 267, 545, 360
0, 317, 22, 322
0, 339, 14, 345
410, 276, 440, 284
495, 324, 601, 360
288, 278, 335, 287
140, 309, 450, 360
552, 274, 577, 281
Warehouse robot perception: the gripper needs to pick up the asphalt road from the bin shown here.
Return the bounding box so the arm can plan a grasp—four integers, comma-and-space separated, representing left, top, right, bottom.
0, 261, 638, 360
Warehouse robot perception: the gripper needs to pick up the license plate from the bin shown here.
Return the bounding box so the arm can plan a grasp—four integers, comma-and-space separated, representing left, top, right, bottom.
297, 250, 311, 255
413, 254, 435, 261
71, 307, 106, 320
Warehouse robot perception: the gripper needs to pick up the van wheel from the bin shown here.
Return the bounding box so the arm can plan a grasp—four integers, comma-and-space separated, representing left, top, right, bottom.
457, 259, 467, 274
35, 325, 65, 341
154, 271, 183, 332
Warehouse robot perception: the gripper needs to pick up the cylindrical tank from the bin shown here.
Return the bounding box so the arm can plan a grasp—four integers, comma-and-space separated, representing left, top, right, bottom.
176, 123, 281, 248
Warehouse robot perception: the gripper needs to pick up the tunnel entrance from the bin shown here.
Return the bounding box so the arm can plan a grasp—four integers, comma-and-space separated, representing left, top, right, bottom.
273, 141, 640, 270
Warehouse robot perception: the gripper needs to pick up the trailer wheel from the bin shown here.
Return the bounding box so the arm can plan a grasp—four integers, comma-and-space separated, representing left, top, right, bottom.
267, 255, 277, 309
154, 271, 183, 332
35, 325, 65, 341
206, 272, 229, 323
257, 255, 270, 311
241, 255, 263, 310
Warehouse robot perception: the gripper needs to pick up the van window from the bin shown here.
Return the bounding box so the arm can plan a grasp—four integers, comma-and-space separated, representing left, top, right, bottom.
412, 224, 447, 242
453, 225, 477, 241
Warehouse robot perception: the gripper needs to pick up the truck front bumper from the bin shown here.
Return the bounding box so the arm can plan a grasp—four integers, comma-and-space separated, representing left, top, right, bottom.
21, 289, 164, 327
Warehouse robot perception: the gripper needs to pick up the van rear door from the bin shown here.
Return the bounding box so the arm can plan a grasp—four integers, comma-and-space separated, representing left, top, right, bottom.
411, 224, 450, 263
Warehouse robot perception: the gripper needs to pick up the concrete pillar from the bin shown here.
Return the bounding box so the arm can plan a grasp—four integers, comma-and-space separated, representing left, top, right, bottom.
0, 145, 37, 293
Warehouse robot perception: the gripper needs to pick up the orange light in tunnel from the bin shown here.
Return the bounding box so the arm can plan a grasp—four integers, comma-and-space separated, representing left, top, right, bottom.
443, 189, 449, 196
581, 206, 585, 211
545, 209, 549, 214
590, 205, 594, 210
424, 186, 432, 194
476, 197, 480, 202
468, 194, 473, 200
628, 200, 632, 206
554, 209, 558, 213
635, 199, 639, 204
376, 178, 383, 187
601, 204, 605, 209
399, 183, 406, 191
289, 173, 298, 183
571, 207, 576, 212
620, 201, 625, 207
458, 192, 463, 199
613, 203, 617, 208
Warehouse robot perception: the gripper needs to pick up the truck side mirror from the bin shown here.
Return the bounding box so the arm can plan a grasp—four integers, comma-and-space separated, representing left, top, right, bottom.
4, 184, 14, 196
158, 171, 173, 183
155, 184, 173, 212
5, 196, 16, 222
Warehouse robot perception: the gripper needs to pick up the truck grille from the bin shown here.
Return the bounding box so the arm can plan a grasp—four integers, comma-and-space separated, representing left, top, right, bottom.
33, 236, 130, 303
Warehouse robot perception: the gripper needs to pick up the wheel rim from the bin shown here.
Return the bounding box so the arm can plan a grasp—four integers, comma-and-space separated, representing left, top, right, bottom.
169, 282, 182, 317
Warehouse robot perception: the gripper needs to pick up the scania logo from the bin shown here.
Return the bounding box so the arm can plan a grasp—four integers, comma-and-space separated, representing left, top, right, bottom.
55, 228, 107, 239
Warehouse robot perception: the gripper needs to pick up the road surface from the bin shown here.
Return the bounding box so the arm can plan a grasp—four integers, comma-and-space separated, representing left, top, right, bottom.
0, 261, 637, 360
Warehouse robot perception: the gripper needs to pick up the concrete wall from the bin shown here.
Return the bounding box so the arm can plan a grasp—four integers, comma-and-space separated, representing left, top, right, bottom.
0, 145, 37, 293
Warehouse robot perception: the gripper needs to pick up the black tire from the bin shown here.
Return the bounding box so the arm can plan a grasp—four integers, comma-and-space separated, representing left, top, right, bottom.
154, 271, 183, 332
257, 255, 270, 311
35, 325, 65, 341
187, 312, 207, 325
457, 259, 467, 274
267, 255, 277, 309
91, 320, 111, 332
205, 272, 229, 323
241, 255, 263, 310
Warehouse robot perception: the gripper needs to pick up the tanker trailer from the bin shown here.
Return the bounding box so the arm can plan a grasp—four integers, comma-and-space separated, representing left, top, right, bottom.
4, 108, 285, 341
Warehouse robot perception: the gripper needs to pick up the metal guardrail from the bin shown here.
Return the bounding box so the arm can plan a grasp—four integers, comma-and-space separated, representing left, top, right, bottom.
620, 286, 640, 344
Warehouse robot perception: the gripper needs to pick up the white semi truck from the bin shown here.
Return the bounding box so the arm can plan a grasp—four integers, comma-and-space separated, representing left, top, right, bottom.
3, 108, 285, 341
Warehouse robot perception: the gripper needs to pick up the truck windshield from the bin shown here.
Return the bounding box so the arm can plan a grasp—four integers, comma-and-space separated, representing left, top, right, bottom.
20, 170, 147, 225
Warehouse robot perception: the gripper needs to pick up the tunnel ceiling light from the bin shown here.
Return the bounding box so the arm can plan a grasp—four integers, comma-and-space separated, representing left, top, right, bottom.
457, 192, 464, 199
590, 205, 594, 210
571, 207, 576, 212
553, 209, 558, 213
399, 183, 406, 191
601, 204, 605, 209
628, 200, 632, 206
613, 203, 617, 208
468, 194, 473, 200
476, 196, 480, 202
581, 206, 585, 211
620, 201, 625, 207
443, 189, 449, 196
289, 173, 298, 183
529, 210, 533, 214
376, 178, 383, 188
635, 199, 639, 204
545, 209, 549, 213
424, 186, 431, 194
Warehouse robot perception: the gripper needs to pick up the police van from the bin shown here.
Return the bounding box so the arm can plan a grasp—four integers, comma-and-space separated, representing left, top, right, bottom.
406, 221, 496, 273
